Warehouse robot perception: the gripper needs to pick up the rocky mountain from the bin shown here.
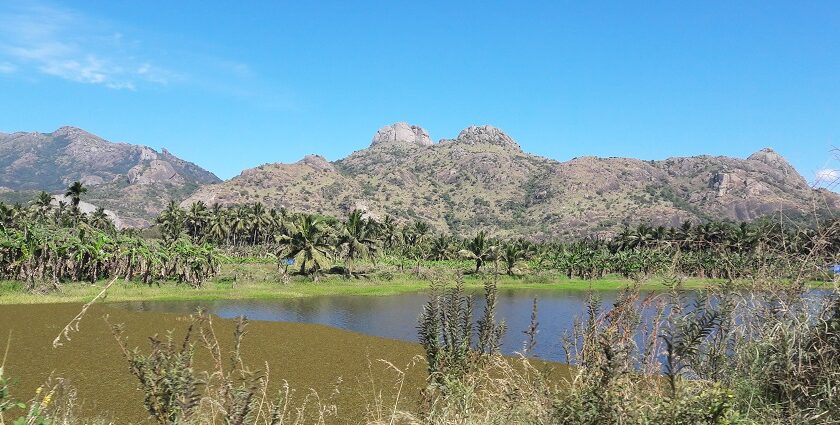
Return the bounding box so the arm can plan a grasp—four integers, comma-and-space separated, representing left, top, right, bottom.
184, 122, 839, 238
0, 127, 220, 227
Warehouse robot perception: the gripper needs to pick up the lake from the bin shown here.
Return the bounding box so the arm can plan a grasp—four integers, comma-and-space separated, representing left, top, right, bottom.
7, 285, 638, 423
111, 287, 661, 362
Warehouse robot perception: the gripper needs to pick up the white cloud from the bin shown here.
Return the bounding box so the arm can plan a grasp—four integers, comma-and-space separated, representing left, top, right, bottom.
0, 2, 175, 89
0, 2, 287, 107
816, 168, 839, 183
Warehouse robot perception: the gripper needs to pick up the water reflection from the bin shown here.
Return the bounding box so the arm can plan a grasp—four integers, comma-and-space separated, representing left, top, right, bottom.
114, 289, 656, 362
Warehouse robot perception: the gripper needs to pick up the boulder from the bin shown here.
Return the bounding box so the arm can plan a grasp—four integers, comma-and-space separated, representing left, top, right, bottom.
370, 122, 432, 148
451, 125, 521, 150
296, 154, 336, 172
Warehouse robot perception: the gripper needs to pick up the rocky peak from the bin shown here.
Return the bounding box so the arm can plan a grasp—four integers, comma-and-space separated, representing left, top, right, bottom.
51, 126, 97, 140
370, 122, 432, 148
748, 148, 787, 166
140, 146, 160, 161
747, 147, 809, 187
453, 125, 521, 150
296, 154, 335, 172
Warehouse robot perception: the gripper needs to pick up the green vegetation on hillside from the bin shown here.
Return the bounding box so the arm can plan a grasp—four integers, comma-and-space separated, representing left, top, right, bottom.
0, 185, 838, 296
159, 199, 838, 284
0, 185, 839, 424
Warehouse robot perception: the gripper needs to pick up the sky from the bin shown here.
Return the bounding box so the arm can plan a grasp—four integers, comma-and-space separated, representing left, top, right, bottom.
0, 1, 837, 186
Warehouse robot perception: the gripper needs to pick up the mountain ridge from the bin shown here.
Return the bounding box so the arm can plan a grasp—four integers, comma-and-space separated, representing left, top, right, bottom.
0, 126, 221, 227
0, 123, 833, 235
184, 122, 838, 238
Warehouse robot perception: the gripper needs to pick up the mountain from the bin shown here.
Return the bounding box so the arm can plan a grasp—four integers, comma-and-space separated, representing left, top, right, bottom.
0, 127, 220, 227
184, 122, 839, 238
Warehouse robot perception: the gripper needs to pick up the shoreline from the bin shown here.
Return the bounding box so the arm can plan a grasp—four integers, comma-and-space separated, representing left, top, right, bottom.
0, 273, 719, 305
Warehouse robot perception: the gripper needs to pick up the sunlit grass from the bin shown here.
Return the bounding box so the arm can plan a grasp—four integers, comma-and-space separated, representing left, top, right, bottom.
0, 263, 717, 305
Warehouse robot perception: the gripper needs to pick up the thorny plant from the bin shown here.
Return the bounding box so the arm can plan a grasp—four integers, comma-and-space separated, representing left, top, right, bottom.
417, 274, 506, 388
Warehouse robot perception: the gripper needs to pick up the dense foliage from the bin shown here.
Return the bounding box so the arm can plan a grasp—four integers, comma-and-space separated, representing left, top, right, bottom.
162, 200, 840, 281
2, 186, 837, 290
0, 185, 221, 289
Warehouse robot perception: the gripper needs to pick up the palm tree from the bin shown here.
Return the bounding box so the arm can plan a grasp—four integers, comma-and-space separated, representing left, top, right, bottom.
0, 203, 17, 229
276, 214, 334, 279
429, 235, 453, 260
401, 220, 431, 274
267, 208, 284, 241
157, 201, 184, 243
380, 215, 400, 250
228, 206, 249, 246
65, 181, 87, 209
89, 207, 114, 231
459, 231, 498, 273
207, 203, 229, 244
338, 209, 378, 275
249, 202, 272, 244
64, 181, 87, 224
185, 201, 209, 242
54, 201, 69, 225
501, 242, 525, 276
412, 220, 430, 241
30, 191, 53, 222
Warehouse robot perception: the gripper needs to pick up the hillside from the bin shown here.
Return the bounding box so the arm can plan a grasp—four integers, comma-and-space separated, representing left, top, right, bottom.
184, 123, 838, 238
0, 127, 220, 227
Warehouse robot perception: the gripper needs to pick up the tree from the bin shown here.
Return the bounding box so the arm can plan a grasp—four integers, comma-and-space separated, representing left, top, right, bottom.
459, 231, 498, 273
228, 207, 249, 246
30, 191, 53, 222
65, 181, 88, 224
429, 235, 454, 261
249, 202, 272, 244
185, 201, 209, 242
402, 220, 431, 275
501, 242, 525, 276
337, 209, 378, 276
65, 181, 87, 209
206, 203, 229, 244
380, 215, 400, 250
276, 214, 334, 279
90, 207, 114, 232
157, 201, 185, 244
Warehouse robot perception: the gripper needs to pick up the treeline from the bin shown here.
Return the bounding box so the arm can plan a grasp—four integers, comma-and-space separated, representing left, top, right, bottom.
163, 200, 840, 280
2, 185, 837, 289
0, 186, 221, 289
0, 187, 115, 232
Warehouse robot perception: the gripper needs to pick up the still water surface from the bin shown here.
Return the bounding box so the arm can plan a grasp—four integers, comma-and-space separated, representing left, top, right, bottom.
113, 288, 662, 362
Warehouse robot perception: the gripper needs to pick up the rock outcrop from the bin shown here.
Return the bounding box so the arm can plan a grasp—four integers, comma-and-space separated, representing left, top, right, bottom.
296, 154, 336, 172
747, 148, 810, 188
370, 122, 432, 148
446, 125, 521, 150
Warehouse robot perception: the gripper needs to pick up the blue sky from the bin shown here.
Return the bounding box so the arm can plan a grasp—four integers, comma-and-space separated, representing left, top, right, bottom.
0, 1, 837, 185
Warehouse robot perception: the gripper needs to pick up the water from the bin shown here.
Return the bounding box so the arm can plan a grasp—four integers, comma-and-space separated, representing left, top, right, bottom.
0, 303, 431, 424
112, 288, 664, 362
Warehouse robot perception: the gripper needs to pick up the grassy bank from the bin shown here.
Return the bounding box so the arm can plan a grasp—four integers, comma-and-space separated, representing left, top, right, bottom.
0, 262, 719, 305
